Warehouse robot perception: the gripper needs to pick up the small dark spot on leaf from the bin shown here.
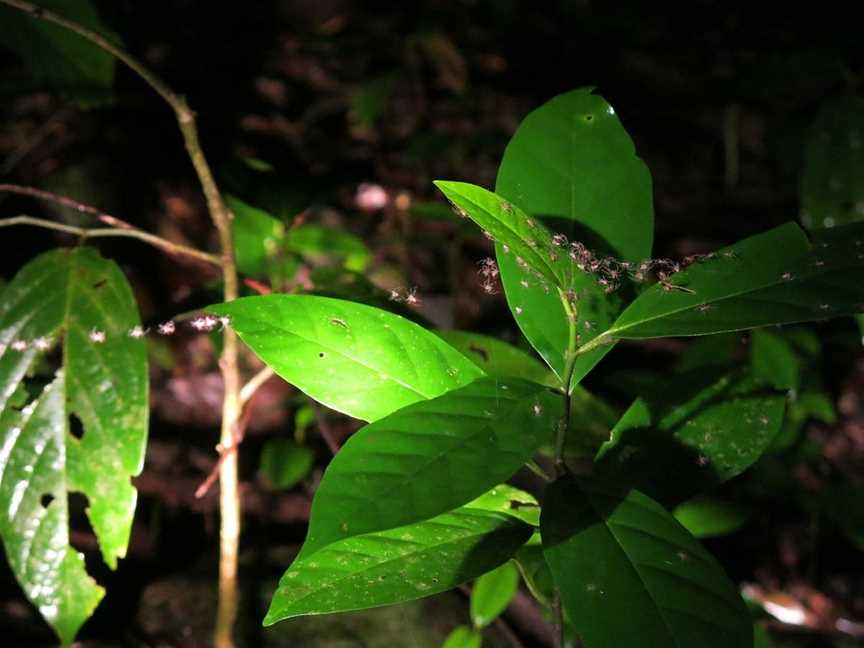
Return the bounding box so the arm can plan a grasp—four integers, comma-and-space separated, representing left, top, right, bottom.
318, 352, 326, 359
69, 414, 84, 440
584, 114, 594, 122
40, 494, 54, 508
92, 279, 108, 289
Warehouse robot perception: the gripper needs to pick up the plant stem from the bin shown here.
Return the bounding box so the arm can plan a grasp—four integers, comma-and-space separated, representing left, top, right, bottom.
0, 2, 243, 645
0, 215, 221, 266
551, 591, 565, 648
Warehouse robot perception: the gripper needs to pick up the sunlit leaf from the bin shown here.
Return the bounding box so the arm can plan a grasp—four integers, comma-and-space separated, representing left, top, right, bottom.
442, 625, 482, 648
493, 88, 654, 381
470, 560, 519, 628
673, 495, 751, 539
607, 222, 864, 339
466, 483, 540, 527
0, 248, 148, 645
435, 329, 557, 387
298, 377, 560, 558
264, 508, 532, 624
208, 295, 482, 422
541, 476, 752, 648
596, 369, 784, 505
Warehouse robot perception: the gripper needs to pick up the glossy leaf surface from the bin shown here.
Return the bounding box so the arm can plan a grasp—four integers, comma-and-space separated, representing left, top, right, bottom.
264, 508, 532, 624
597, 369, 784, 505
800, 95, 864, 230
298, 377, 560, 557
607, 222, 864, 338
435, 329, 557, 387
493, 88, 654, 380
470, 560, 519, 628
466, 483, 540, 527
208, 295, 482, 422
0, 248, 148, 645
541, 477, 752, 648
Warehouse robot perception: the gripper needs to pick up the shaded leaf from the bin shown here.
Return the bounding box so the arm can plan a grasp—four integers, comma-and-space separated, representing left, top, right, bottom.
264, 508, 532, 624
435, 329, 557, 387
470, 560, 519, 628
673, 495, 751, 539
260, 440, 315, 490
541, 477, 752, 648
0, 0, 119, 103
514, 542, 553, 606
750, 329, 800, 391
607, 222, 864, 339
800, 95, 864, 230
0, 248, 148, 645
596, 369, 784, 505
298, 377, 560, 558
208, 295, 482, 422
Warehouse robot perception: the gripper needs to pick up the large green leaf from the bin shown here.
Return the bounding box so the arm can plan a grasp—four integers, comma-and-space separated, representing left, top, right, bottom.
800, 95, 864, 230
465, 483, 540, 527
208, 295, 482, 422
673, 495, 751, 539
596, 369, 784, 505
496, 87, 654, 263
0, 248, 148, 645
605, 222, 864, 339
492, 88, 654, 381
264, 507, 532, 624
435, 329, 557, 387
0, 0, 119, 102
298, 377, 561, 558
541, 477, 752, 648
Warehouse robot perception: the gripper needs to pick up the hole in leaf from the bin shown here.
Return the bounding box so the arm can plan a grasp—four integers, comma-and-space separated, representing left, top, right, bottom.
69, 414, 85, 440
67, 492, 96, 552
318, 351, 326, 359
40, 494, 54, 509
92, 279, 108, 289
584, 114, 594, 122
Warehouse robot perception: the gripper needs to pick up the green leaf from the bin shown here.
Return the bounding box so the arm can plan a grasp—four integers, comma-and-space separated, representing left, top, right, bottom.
800, 95, 864, 230
513, 542, 554, 606
493, 88, 653, 383
470, 560, 519, 628
541, 477, 752, 648
596, 369, 784, 505
442, 625, 482, 648
264, 508, 532, 624
754, 624, 774, 648
496, 87, 654, 262
465, 483, 540, 527
298, 377, 560, 558
673, 495, 751, 539
750, 329, 801, 391
0, 248, 148, 645
287, 225, 371, 273
0, 0, 119, 103
435, 330, 558, 387
606, 222, 864, 339
349, 75, 395, 129
434, 181, 566, 287
227, 195, 292, 279
207, 295, 482, 422
260, 440, 315, 490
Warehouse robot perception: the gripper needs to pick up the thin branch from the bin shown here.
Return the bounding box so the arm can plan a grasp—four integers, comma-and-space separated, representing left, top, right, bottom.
240, 367, 275, 407
0, 215, 221, 266
0, 183, 135, 227
551, 591, 564, 648
312, 402, 340, 455
0, 3, 243, 646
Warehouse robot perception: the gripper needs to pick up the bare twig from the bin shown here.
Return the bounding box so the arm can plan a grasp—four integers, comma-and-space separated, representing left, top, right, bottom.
240, 367, 275, 407
0, 2, 243, 646
0, 215, 221, 266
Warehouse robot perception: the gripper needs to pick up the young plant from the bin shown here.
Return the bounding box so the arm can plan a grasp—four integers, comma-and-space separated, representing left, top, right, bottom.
207, 88, 864, 647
